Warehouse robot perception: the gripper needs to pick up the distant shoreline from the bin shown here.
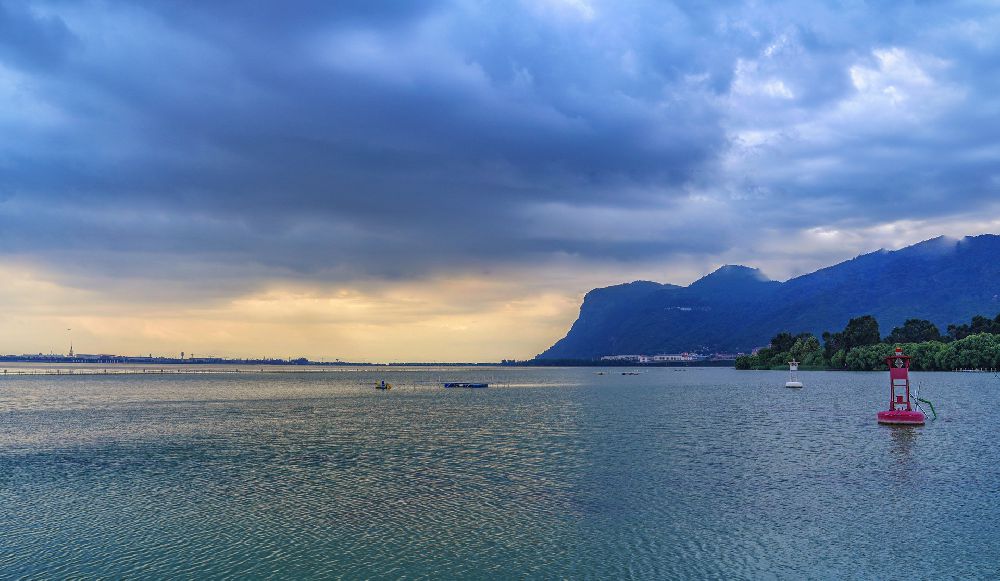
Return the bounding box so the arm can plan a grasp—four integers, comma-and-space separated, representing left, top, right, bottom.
0, 355, 735, 367
0, 355, 735, 368
0, 356, 498, 367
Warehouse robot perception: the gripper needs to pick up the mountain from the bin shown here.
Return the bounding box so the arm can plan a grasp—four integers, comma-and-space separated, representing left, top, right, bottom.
538, 235, 1000, 359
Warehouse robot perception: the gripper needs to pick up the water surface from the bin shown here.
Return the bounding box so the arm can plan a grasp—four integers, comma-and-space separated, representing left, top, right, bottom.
2, 367, 998, 578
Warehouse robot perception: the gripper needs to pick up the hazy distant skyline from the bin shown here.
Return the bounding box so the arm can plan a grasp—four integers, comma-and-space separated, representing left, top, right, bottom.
3, 1, 1000, 360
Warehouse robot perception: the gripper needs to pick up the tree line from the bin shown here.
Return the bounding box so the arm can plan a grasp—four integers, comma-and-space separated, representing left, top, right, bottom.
735, 313, 1000, 371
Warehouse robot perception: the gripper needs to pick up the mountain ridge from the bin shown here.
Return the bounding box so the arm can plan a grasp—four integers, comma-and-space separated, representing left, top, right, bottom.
538, 234, 1000, 359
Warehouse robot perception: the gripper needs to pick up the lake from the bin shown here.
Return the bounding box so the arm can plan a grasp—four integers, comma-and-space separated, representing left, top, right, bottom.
2, 366, 998, 578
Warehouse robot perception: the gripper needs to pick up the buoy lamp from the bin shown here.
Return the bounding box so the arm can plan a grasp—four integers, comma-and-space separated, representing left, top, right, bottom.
877, 346, 925, 425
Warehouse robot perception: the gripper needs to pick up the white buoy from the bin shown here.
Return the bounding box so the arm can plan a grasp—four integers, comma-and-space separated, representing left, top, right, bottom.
785, 359, 803, 388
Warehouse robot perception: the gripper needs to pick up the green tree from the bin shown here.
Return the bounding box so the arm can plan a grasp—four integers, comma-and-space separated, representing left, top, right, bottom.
946, 323, 971, 341
903, 341, 947, 371
802, 350, 825, 367
934, 343, 958, 370
789, 335, 822, 367
885, 319, 942, 344
830, 349, 846, 368
952, 333, 1000, 369
845, 343, 893, 371
843, 315, 881, 351
823, 315, 880, 361
739, 312, 1000, 372
970, 315, 1000, 335
946, 314, 1000, 341
790, 335, 820, 360
768, 350, 792, 369
822, 331, 844, 360
769, 332, 796, 353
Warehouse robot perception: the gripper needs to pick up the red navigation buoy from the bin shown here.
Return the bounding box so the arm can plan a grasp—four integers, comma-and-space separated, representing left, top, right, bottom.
877, 346, 925, 425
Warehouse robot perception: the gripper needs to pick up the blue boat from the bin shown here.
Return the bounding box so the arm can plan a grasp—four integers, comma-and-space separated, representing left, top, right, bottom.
443, 382, 489, 388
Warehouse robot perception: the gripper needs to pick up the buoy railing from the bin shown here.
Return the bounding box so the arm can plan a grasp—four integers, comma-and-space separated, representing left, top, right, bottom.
914, 397, 937, 420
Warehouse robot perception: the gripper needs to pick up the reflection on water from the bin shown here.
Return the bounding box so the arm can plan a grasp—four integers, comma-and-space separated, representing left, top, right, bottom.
1, 367, 998, 578
888, 424, 919, 459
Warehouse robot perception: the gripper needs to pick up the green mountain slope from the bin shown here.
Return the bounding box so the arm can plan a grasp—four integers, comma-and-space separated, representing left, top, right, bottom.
538, 235, 1000, 359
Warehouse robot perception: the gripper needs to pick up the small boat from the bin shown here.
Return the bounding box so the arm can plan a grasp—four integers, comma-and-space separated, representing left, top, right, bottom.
443, 382, 488, 388
621, 371, 641, 376
376, 380, 392, 390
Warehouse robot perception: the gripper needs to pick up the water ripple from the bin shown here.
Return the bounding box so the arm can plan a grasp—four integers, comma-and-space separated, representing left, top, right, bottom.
1, 368, 999, 578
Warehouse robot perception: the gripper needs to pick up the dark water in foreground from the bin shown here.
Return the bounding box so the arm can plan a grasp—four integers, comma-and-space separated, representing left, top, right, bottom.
2, 367, 999, 579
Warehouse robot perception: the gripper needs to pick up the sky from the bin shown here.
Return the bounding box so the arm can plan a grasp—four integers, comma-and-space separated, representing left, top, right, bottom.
2, 0, 1000, 361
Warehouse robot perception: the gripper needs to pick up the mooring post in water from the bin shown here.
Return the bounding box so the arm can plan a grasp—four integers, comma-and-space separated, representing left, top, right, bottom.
877, 346, 925, 425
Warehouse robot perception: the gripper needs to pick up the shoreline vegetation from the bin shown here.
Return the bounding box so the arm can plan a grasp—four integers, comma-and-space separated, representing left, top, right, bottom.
736, 313, 1000, 372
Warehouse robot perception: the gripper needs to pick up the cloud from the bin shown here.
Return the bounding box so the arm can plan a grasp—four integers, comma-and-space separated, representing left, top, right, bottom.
1, 0, 729, 279
0, 1, 76, 70
0, 259, 592, 361
2, 0, 1000, 358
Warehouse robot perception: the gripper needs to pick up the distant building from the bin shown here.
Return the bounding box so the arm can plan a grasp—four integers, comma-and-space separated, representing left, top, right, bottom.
651, 353, 696, 362
600, 355, 644, 362
602, 353, 702, 363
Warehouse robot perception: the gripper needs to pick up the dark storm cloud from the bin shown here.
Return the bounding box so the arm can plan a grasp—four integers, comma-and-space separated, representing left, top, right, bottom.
0, 1, 76, 70
2, 0, 999, 293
